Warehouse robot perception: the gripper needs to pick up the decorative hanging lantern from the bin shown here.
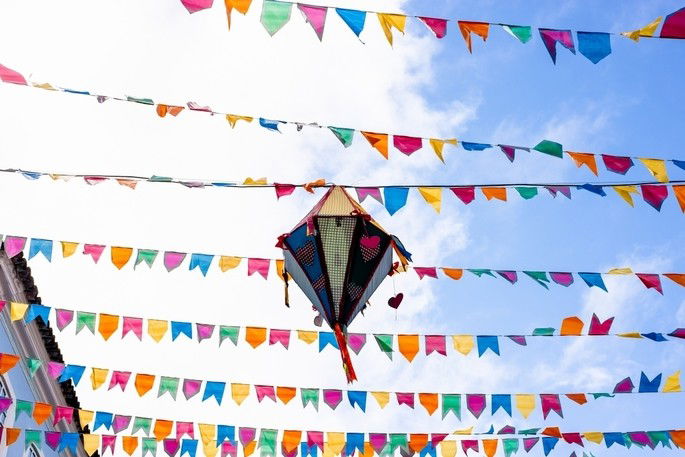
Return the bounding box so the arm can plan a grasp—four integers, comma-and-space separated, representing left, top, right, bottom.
276, 186, 410, 382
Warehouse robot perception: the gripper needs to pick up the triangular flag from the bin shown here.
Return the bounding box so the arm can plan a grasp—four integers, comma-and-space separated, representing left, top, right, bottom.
502, 25, 532, 43
260, 0, 292, 36
458, 21, 489, 52
298, 4, 327, 40
418, 187, 442, 213
336, 8, 366, 37
429, 138, 457, 162
622, 16, 662, 41
539, 29, 576, 63
377, 13, 406, 46
613, 185, 638, 206
418, 17, 447, 39
639, 158, 669, 182
568, 152, 598, 175
361, 132, 389, 159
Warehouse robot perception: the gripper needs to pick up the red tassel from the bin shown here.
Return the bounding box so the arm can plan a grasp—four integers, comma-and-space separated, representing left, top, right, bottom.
333, 323, 357, 383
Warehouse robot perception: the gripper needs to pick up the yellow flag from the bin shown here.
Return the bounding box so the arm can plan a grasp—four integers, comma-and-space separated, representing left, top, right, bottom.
79, 409, 94, 427
663, 370, 681, 392
622, 17, 662, 41
617, 332, 642, 338
203, 442, 219, 457
612, 185, 638, 206
148, 319, 168, 342
219, 256, 242, 272
243, 177, 267, 185
225, 114, 253, 128
10, 302, 28, 321
583, 432, 604, 444
429, 138, 457, 163
326, 433, 345, 456
91, 368, 109, 390
515, 394, 535, 418
199, 423, 216, 445
377, 13, 406, 45
32, 82, 57, 91
297, 330, 318, 344
231, 383, 250, 405
440, 441, 457, 457
83, 434, 100, 456
371, 391, 390, 408
61, 241, 78, 258
418, 187, 442, 213
452, 335, 474, 355
608, 267, 633, 274
639, 158, 669, 182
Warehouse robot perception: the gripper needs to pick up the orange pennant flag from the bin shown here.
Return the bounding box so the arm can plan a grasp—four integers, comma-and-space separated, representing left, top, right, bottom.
5, 428, 20, 446
276, 386, 297, 404
156, 104, 169, 117
482, 187, 507, 201
408, 434, 428, 453
664, 273, 685, 287
245, 327, 267, 348
567, 152, 598, 175
672, 430, 685, 449
135, 374, 155, 396
566, 393, 587, 405
224, 0, 253, 29
111, 247, 133, 270
482, 440, 498, 457
303, 179, 326, 193
458, 21, 489, 52
117, 179, 138, 189
398, 334, 419, 362
441, 268, 463, 280
282, 431, 302, 453
123, 436, 139, 456
32, 402, 52, 424
244, 441, 257, 457
418, 393, 438, 415
361, 442, 374, 457
168, 106, 184, 116
98, 314, 120, 340
91, 368, 108, 390
560, 316, 584, 336
153, 419, 173, 441
361, 132, 389, 159
0, 354, 19, 374
674, 185, 685, 213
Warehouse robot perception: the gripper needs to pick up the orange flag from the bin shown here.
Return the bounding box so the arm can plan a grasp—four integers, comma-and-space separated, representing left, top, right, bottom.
482, 440, 498, 457
441, 268, 463, 280
276, 386, 297, 404
153, 419, 173, 441
560, 316, 584, 336
398, 334, 419, 362
361, 132, 389, 159
156, 105, 169, 117
672, 430, 685, 449
244, 441, 257, 457
5, 428, 20, 445
567, 152, 598, 175
674, 185, 685, 213
224, 0, 253, 29
408, 434, 428, 453
135, 374, 155, 396
282, 431, 302, 453
418, 393, 438, 415
111, 247, 133, 270
98, 314, 120, 340
0, 354, 19, 374
245, 327, 267, 348
482, 187, 507, 201
123, 436, 139, 456
32, 402, 52, 424
458, 21, 489, 52
664, 273, 685, 287
566, 393, 587, 405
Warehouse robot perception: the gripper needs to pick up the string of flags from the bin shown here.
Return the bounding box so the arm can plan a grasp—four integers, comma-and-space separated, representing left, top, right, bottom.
0, 351, 680, 416
9, 301, 685, 355
2, 424, 684, 457
4, 234, 685, 294
2, 63, 685, 174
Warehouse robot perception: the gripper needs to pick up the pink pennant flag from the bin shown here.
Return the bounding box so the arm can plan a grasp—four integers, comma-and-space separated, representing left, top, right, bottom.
545, 186, 572, 199
187, 101, 212, 112
508, 335, 527, 345
108, 371, 132, 391
222, 442, 238, 457
274, 183, 296, 199
613, 376, 634, 393
414, 267, 438, 279
47, 361, 65, 379
369, 434, 387, 454
56, 309, 74, 331
53, 406, 74, 424
393, 136, 423, 155
431, 434, 448, 448
602, 154, 633, 174
45, 432, 61, 450
466, 394, 485, 418
641, 185, 668, 211
550, 272, 574, 287
425, 335, 446, 356
499, 145, 516, 162
0, 63, 27, 85
255, 385, 276, 403
180, 0, 214, 13
588, 314, 614, 335
196, 323, 215, 341
307, 432, 324, 450
164, 439, 181, 457
84, 176, 107, 186
356, 187, 383, 204
4, 236, 26, 258
122, 317, 143, 340
451, 187, 475, 204
183, 379, 202, 400
561, 433, 583, 446
113, 415, 132, 434
164, 252, 186, 271
323, 389, 342, 409
269, 329, 290, 348
418, 17, 447, 39
396, 392, 414, 408
239, 428, 256, 447
247, 258, 270, 279
347, 333, 366, 355
540, 394, 563, 419
0, 397, 11, 412
636, 273, 663, 294
83, 244, 106, 263
539, 29, 575, 64
176, 422, 195, 439
102, 435, 117, 454
461, 440, 478, 454
298, 4, 327, 40
497, 270, 518, 284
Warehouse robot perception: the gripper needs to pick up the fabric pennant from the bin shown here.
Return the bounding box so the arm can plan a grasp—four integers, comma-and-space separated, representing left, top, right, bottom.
377, 13, 406, 46
641, 184, 668, 211
578, 272, 607, 291
623, 16, 662, 41
298, 4, 327, 40
384, 187, 409, 215
577, 32, 612, 63
418, 17, 447, 39
502, 25, 532, 43
261, 0, 292, 36
336, 8, 366, 37
661, 7, 685, 38
458, 21, 489, 52
539, 29, 575, 63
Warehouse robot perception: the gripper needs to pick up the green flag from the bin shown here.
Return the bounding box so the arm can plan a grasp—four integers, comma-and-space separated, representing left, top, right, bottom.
132, 417, 152, 435
259, 430, 277, 457
533, 140, 563, 158
260, 0, 292, 36
219, 326, 240, 346
26, 358, 42, 377
76, 311, 96, 334
503, 438, 519, 457
389, 434, 407, 452
142, 438, 157, 457
515, 187, 538, 200
16, 400, 33, 418
532, 327, 555, 336
442, 394, 461, 419
25, 430, 41, 448
374, 334, 394, 359
126, 96, 154, 105
468, 269, 495, 277
502, 25, 533, 43
329, 127, 355, 148
135, 249, 158, 269
523, 271, 550, 289
158, 377, 180, 399
300, 388, 319, 410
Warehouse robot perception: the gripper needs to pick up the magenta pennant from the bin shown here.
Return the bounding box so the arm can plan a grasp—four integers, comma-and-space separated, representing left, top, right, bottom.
508, 335, 527, 346
370, 434, 387, 454
323, 389, 342, 409
540, 394, 563, 419
497, 270, 518, 284
183, 379, 202, 400
414, 267, 438, 279
102, 435, 117, 454
269, 329, 291, 348
499, 145, 516, 162
0, 397, 11, 413
47, 361, 65, 379
307, 431, 324, 450
109, 371, 132, 391
180, 0, 214, 13
83, 244, 106, 263
164, 439, 181, 457
523, 438, 539, 452
255, 385, 277, 403
461, 441, 478, 455
561, 433, 583, 446
451, 187, 476, 204
84, 176, 107, 186
539, 28, 575, 63
247, 258, 270, 279
274, 183, 296, 200
641, 185, 668, 211
222, 442, 237, 457
393, 135, 423, 155
239, 428, 256, 447
53, 406, 73, 425
122, 317, 143, 340
602, 155, 633, 174
466, 394, 486, 418
196, 323, 215, 342
550, 272, 574, 287
347, 333, 367, 355
545, 186, 572, 199
113, 415, 132, 434
298, 4, 327, 40
164, 251, 187, 272
356, 187, 383, 204
613, 376, 634, 393
4, 236, 26, 258
45, 432, 61, 450
396, 392, 415, 408
425, 335, 447, 356
0, 63, 28, 85
56, 309, 74, 331
588, 314, 614, 335
636, 273, 663, 294
418, 17, 447, 38
431, 434, 448, 448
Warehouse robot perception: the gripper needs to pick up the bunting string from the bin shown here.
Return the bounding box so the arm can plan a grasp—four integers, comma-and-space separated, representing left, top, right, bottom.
2, 64, 685, 175
0, 352, 680, 418
4, 234, 685, 294
8, 301, 685, 356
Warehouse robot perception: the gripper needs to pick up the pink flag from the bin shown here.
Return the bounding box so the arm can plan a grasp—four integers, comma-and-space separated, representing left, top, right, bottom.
222, 442, 238, 457
113, 415, 132, 433
83, 244, 106, 263
84, 176, 107, 186
323, 389, 342, 409
180, 0, 214, 13
56, 309, 74, 331
255, 385, 276, 402
613, 377, 634, 393
451, 187, 475, 204
562, 433, 583, 446
356, 187, 383, 204
298, 4, 327, 40
347, 333, 366, 354
545, 186, 572, 199
122, 317, 143, 340
393, 136, 423, 155
196, 323, 214, 342
183, 379, 202, 400
247, 258, 270, 279
418, 17, 447, 39
102, 435, 117, 454
164, 252, 186, 272
239, 428, 256, 446
499, 145, 516, 162
307, 432, 323, 450
396, 392, 414, 408
466, 394, 485, 418
550, 272, 574, 287
164, 439, 181, 457
602, 154, 633, 174
369, 434, 387, 454
641, 185, 668, 211
540, 394, 563, 419
0, 63, 27, 85
414, 267, 437, 279
176, 422, 195, 439
425, 335, 446, 356
269, 329, 290, 348
636, 273, 663, 294
539, 29, 575, 64
4, 236, 26, 258
497, 270, 518, 284
461, 440, 479, 454
47, 361, 65, 379
45, 432, 61, 450
431, 434, 448, 448
108, 371, 132, 391
508, 335, 527, 345
588, 314, 614, 335
0, 397, 11, 412
274, 183, 296, 199
187, 102, 212, 112
53, 406, 73, 424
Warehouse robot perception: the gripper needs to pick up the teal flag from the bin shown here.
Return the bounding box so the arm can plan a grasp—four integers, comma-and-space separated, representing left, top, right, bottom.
533, 140, 563, 158
515, 187, 538, 199
259, 430, 277, 457
374, 334, 393, 359
301, 388, 319, 410
441, 394, 461, 419
76, 311, 96, 334
132, 417, 152, 435
135, 249, 158, 268
219, 326, 240, 346
329, 127, 355, 147
158, 377, 180, 399
502, 25, 533, 43
260, 0, 293, 36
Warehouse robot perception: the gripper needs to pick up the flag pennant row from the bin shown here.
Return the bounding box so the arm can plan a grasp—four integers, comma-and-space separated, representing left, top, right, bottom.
5, 233, 685, 294
1, 64, 685, 174
9, 302, 685, 355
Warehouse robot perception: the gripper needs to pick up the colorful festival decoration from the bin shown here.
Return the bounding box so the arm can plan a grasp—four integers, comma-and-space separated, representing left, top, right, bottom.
277, 186, 410, 382
4, 234, 685, 293
1, 65, 685, 174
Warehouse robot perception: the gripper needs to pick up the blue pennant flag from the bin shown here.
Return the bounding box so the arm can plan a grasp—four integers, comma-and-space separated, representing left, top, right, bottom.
217, 425, 235, 445
319, 332, 339, 352
28, 238, 53, 261
639, 372, 662, 392
172, 321, 193, 341
189, 253, 213, 276
578, 272, 607, 291
345, 433, 365, 456
491, 394, 512, 416
604, 433, 626, 448
202, 381, 226, 405
348, 391, 367, 412
259, 118, 282, 132
25, 304, 51, 324
336, 9, 366, 37
384, 187, 409, 215
477, 335, 500, 356
461, 142, 492, 151
542, 437, 558, 456
577, 32, 612, 64
181, 439, 199, 457
578, 183, 606, 196
93, 411, 114, 431
59, 433, 79, 453
59, 364, 86, 386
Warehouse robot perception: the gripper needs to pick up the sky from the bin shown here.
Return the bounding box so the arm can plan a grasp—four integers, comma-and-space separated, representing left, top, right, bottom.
0, 0, 684, 456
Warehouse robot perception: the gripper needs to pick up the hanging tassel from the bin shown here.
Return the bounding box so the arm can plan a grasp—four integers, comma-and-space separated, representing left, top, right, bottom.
283, 267, 290, 308
333, 323, 357, 383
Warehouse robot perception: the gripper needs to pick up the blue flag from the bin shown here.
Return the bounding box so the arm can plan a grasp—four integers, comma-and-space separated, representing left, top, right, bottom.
477, 336, 500, 356
348, 391, 367, 411
202, 382, 226, 405
578, 272, 607, 291
172, 321, 193, 341
383, 187, 409, 215
577, 32, 612, 64
336, 9, 366, 37
189, 253, 213, 276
